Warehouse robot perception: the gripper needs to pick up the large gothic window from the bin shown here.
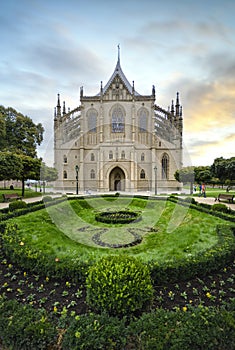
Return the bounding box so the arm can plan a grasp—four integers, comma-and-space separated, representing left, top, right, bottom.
138, 108, 148, 132
87, 109, 97, 132
111, 105, 124, 133
90, 169, 95, 179
162, 153, 169, 180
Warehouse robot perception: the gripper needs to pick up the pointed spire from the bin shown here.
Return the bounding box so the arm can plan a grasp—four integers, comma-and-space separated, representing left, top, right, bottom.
171, 100, 175, 115
100, 81, 103, 95
175, 92, 180, 116
63, 101, 66, 115
132, 80, 135, 94
57, 93, 61, 116
117, 44, 120, 64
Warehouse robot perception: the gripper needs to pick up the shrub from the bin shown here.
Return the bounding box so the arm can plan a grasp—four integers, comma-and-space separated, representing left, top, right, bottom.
42, 195, 53, 202
95, 209, 141, 224
211, 203, 230, 213
62, 313, 127, 350
0, 299, 56, 350
86, 255, 154, 317
128, 307, 235, 350
9, 200, 27, 211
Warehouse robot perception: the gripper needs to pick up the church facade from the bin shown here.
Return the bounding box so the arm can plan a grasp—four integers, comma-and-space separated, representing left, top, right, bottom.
54, 50, 183, 193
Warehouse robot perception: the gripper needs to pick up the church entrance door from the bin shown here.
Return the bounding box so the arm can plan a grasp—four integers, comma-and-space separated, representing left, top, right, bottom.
109, 167, 125, 191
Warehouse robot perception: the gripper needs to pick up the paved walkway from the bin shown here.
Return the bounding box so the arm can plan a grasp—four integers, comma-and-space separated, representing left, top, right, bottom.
0, 192, 234, 211
193, 196, 235, 211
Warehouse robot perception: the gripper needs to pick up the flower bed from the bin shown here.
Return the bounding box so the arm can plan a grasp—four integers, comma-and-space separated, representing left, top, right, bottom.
95, 209, 141, 224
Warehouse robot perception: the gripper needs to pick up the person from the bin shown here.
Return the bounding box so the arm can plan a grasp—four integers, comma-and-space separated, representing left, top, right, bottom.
201, 184, 206, 198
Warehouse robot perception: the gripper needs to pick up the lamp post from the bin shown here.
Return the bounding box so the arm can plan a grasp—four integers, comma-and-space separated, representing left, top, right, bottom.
75, 165, 79, 195
154, 166, 157, 195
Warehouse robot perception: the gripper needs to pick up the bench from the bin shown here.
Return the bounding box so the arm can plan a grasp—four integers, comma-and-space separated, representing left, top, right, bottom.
3, 193, 22, 202
215, 193, 234, 203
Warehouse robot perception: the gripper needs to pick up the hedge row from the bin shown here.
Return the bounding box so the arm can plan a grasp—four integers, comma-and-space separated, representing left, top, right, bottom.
1, 196, 235, 285
1, 298, 235, 350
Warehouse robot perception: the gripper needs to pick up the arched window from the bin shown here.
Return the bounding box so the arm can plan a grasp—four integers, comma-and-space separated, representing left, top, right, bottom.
141, 153, 145, 161
87, 109, 97, 132
111, 105, 124, 133
121, 150, 125, 159
162, 153, 169, 180
138, 108, 148, 132
63, 155, 67, 163
109, 150, 113, 159
63, 170, 67, 179
140, 169, 146, 179
90, 169, 95, 179
91, 153, 95, 161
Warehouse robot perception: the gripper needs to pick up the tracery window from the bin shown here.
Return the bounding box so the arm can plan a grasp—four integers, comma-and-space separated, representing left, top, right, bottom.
63, 155, 67, 163
87, 108, 97, 132
111, 105, 124, 133
162, 153, 169, 180
139, 108, 148, 132
91, 153, 95, 161
140, 169, 146, 179
121, 150, 125, 159
90, 169, 95, 179
141, 153, 145, 161
63, 170, 67, 179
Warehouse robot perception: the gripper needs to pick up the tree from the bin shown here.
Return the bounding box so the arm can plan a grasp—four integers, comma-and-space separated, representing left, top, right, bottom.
174, 166, 195, 194
19, 155, 42, 197
0, 105, 44, 196
40, 163, 58, 193
194, 166, 212, 184
0, 106, 44, 157
0, 152, 23, 183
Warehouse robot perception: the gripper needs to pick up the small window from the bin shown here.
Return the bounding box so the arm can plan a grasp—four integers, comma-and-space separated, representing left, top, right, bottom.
63, 170, 67, 179
63, 155, 67, 163
141, 153, 145, 161
91, 153, 95, 161
90, 169, 95, 179
121, 150, 125, 159
109, 151, 113, 159
140, 169, 145, 179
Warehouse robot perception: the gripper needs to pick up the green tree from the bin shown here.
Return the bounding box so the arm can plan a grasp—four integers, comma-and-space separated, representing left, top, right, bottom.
0, 152, 23, 183
174, 166, 195, 194
40, 163, 58, 193
194, 166, 212, 184
0, 105, 44, 196
19, 155, 42, 197
0, 106, 44, 157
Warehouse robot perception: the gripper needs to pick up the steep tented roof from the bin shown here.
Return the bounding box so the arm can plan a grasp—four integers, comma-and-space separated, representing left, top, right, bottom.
98, 46, 140, 96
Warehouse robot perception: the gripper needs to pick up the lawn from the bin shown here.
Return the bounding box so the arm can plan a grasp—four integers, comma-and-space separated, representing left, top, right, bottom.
9, 196, 227, 263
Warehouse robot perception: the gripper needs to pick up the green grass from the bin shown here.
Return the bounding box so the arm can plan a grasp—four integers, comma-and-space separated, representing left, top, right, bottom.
9, 196, 229, 264
192, 187, 235, 198
0, 188, 42, 202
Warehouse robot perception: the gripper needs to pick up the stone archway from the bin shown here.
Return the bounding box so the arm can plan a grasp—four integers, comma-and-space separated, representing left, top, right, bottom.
109, 167, 125, 191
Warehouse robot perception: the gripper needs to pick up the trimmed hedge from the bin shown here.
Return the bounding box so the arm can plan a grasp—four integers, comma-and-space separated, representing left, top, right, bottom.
0, 299, 57, 350
86, 255, 154, 317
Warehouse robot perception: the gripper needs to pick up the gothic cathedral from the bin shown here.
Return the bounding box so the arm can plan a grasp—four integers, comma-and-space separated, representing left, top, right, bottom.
54, 49, 183, 193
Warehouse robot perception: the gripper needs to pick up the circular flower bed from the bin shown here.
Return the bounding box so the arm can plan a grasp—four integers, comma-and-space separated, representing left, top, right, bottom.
95, 210, 141, 224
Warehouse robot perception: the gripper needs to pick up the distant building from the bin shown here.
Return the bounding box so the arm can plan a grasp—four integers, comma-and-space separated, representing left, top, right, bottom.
54, 48, 183, 193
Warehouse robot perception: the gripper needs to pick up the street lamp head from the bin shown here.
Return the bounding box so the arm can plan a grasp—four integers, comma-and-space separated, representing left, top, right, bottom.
75, 165, 79, 172
154, 166, 157, 171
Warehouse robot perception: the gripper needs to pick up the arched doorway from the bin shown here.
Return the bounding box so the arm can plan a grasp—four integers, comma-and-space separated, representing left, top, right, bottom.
109, 167, 125, 191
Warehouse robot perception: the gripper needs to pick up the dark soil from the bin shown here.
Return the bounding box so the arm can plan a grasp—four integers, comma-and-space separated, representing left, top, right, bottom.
1, 251, 235, 316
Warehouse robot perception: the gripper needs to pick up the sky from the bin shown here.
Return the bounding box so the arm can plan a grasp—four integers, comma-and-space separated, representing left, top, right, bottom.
0, 0, 235, 167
